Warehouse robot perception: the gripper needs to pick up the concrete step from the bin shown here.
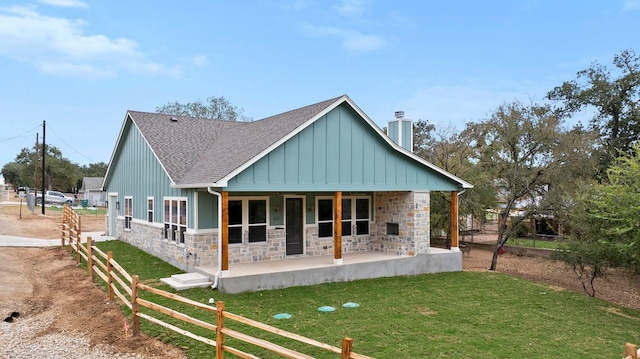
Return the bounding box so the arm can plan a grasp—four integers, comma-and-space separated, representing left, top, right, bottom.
160, 272, 213, 291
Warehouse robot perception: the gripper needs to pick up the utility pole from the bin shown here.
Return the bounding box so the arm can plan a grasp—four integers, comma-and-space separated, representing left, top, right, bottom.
41, 120, 46, 215
34, 133, 39, 190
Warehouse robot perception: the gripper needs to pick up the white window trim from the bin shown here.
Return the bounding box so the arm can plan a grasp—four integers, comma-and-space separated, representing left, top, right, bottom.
228, 196, 269, 245
315, 195, 371, 238
124, 196, 133, 231
163, 196, 188, 243
147, 196, 154, 223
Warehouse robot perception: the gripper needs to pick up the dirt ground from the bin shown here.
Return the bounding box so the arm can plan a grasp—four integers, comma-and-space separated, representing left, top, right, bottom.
461, 239, 640, 311
0, 199, 639, 358
0, 202, 187, 358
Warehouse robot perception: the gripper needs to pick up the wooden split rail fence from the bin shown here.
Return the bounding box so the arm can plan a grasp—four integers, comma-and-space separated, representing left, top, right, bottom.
61, 205, 373, 359
625, 343, 639, 359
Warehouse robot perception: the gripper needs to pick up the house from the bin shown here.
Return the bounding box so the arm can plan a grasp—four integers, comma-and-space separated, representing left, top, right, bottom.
80, 177, 106, 207
102, 95, 472, 293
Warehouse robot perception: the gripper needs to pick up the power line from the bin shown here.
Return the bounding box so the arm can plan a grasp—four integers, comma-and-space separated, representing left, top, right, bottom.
0, 124, 41, 143
46, 123, 95, 163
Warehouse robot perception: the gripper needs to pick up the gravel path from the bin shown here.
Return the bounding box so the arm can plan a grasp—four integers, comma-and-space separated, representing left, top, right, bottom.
1, 313, 147, 359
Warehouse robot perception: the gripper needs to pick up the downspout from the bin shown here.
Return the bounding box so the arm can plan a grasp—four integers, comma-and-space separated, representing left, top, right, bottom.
207, 187, 223, 289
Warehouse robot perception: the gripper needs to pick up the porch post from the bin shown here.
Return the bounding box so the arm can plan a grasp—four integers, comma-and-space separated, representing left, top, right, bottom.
450, 191, 459, 251
334, 191, 343, 265
221, 191, 229, 271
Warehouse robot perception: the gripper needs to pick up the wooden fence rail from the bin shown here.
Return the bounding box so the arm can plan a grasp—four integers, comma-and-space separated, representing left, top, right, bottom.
61, 205, 373, 359
625, 343, 639, 359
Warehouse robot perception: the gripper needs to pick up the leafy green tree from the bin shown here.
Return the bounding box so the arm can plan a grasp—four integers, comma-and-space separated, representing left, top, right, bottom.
80, 162, 108, 177
1, 162, 21, 186
413, 121, 496, 245
74, 162, 108, 190
156, 96, 249, 121
10, 144, 81, 192
555, 147, 640, 296
547, 49, 640, 174
467, 101, 596, 270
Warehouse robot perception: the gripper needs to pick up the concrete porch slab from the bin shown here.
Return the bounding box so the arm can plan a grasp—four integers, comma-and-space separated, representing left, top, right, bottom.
197, 249, 461, 294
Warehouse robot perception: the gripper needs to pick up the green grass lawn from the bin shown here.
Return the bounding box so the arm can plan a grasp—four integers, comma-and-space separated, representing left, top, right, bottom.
94, 241, 639, 358
508, 237, 562, 249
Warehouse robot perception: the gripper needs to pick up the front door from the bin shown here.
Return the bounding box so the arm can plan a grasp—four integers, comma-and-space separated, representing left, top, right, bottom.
107, 193, 117, 236
285, 198, 303, 255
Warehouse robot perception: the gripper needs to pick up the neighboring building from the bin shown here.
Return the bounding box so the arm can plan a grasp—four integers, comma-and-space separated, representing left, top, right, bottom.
103, 95, 472, 293
80, 177, 106, 207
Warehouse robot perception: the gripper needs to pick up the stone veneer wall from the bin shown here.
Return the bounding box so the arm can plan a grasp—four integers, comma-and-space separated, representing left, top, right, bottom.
372, 191, 430, 255
116, 218, 218, 272
114, 191, 430, 269
304, 226, 372, 257
228, 228, 286, 264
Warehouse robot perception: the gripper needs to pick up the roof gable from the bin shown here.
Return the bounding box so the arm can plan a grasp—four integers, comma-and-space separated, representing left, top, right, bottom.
81, 177, 104, 191
104, 95, 471, 190
226, 102, 470, 191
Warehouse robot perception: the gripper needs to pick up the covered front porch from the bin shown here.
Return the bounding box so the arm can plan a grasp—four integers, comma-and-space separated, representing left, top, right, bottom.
197, 190, 465, 293
196, 247, 460, 294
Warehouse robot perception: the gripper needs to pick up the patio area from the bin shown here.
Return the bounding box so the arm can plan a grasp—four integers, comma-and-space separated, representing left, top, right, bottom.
196, 248, 461, 294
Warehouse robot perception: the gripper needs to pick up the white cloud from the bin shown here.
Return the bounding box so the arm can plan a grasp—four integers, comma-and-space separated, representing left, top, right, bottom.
38, 0, 88, 8
0, 5, 180, 78
623, 0, 640, 11
192, 55, 207, 67
36, 61, 115, 79
282, 0, 314, 10
303, 24, 385, 51
333, 0, 369, 17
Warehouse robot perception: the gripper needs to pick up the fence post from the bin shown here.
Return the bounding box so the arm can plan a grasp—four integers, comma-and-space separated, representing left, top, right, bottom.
216, 301, 225, 359
61, 221, 65, 248
87, 237, 94, 281
625, 343, 638, 359
131, 275, 140, 336
76, 216, 82, 260
107, 251, 114, 300
341, 337, 353, 359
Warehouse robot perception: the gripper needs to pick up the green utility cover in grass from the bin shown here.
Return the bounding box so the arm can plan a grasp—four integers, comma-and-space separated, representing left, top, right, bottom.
342, 302, 360, 308
317, 306, 335, 312
272, 313, 292, 319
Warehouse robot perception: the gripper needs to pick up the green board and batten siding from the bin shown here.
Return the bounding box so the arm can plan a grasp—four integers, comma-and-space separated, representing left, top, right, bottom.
226, 103, 460, 192
106, 120, 196, 227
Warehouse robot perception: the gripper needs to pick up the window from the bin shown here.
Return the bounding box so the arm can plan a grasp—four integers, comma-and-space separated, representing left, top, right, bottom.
317, 199, 333, 238
248, 200, 267, 243
316, 196, 370, 237
227, 198, 268, 244
164, 198, 187, 243
342, 198, 352, 236
147, 197, 154, 223
124, 197, 132, 230
355, 198, 370, 235
228, 200, 242, 244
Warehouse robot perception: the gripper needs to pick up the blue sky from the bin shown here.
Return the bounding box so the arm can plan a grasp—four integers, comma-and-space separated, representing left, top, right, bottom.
0, 0, 639, 170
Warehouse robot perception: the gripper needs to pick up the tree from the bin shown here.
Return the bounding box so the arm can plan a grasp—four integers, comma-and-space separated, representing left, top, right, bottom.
413, 121, 496, 245
80, 162, 108, 177
547, 49, 640, 174
554, 146, 640, 296
467, 101, 596, 270
7, 144, 81, 192
156, 96, 249, 121
1, 162, 21, 186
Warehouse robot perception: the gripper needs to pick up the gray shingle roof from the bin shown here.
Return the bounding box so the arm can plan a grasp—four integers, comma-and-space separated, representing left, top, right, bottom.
128, 95, 344, 186
81, 177, 104, 191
